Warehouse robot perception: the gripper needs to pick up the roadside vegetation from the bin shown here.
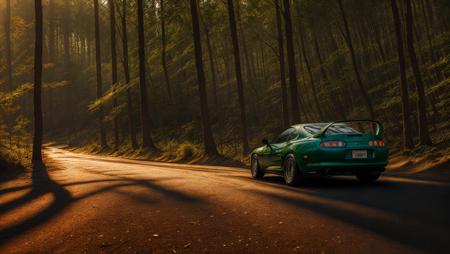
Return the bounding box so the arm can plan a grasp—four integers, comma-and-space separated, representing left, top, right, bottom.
0, 0, 449, 174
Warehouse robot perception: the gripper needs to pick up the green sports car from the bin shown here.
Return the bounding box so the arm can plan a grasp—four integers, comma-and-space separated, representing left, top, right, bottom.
250, 120, 389, 185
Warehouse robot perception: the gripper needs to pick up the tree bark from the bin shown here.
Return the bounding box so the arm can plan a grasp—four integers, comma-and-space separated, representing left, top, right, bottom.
204, 24, 218, 109
137, 0, 156, 150
189, 0, 219, 156
5, 0, 12, 92
94, 0, 108, 149
226, 0, 250, 155
160, 0, 173, 103
32, 0, 44, 163
391, 0, 414, 150
297, 20, 324, 121
337, 0, 375, 120
405, 0, 432, 145
282, 0, 301, 123
275, 0, 289, 127
121, 0, 138, 149
312, 30, 346, 120
109, 0, 120, 149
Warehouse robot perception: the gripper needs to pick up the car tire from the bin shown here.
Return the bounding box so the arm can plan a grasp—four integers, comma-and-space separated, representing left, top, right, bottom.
356, 172, 381, 183
283, 154, 304, 186
251, 154, 265, 179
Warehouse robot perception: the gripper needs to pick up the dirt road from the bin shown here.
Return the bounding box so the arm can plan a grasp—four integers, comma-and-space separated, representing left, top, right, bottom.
1, 147, 449, 253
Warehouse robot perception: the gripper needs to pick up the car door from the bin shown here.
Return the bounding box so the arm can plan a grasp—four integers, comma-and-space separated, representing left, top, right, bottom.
263, 128, 296, 170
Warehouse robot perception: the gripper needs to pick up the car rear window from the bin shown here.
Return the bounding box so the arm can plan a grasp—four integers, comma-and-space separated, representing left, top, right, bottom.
326, 124, 361, 135
304, 125, 323, 135
304, 124, 361, 135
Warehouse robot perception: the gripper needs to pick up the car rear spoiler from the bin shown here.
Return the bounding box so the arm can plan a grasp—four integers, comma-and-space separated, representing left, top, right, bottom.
313, 120, 383, 138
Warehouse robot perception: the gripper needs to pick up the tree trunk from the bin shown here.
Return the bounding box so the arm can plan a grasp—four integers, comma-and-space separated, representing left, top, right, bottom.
282, 0, 301, 123
226, 0, 250, 155
419, 0, 443, 82
391, 0, 414, 150
405, 0, 432, 146
189, 0, 219, 156
5, 0, 12, 92
121, 0, 138, 149
312, 30, 346, 120
137, 0, 156, 150
160, 0, 173, 103
275, 0, 289, 127
32, 0, 44, 163
204, 25, 218, 109
109, 0, 120, 149
297, 20, 324, 121
94, 0, 108, 149
337, 0, 375, 120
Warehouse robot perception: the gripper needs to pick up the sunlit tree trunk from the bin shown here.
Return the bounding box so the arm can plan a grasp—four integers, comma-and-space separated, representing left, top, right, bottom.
94, 0, 107, 149
189, 0, 219, 156
337, 0, 375, 120
5, 0, 12, 92
226, 0, 250, 155
160, 0, 173, 103
274, 0, 289, 127
391, 0, 414, 150
282, 0, 301, 123
121, 0, 138, 149
32, 0, 44, 163
109, 0, 120, 149
137, 0, 156, 150
405, 0, 432, 146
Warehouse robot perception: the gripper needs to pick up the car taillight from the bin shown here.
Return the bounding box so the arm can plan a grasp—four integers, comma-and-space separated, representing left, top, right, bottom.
320, 141, 346, 147
369, 140, 385, 147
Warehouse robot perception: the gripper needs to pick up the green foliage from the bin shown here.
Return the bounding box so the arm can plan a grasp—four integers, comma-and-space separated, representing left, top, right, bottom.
0, 0, 449, 161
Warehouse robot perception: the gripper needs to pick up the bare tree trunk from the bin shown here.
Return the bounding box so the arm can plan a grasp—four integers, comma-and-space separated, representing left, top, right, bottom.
297, 20, 324, 121
47, 0, 55, 131
337, 0, 375, 120
121, 0, 138, 149
312, 30, 346, 120
32, 0, 44, 163
160, 0, 173, 103
419, 0, 443, 82
391, 0, 414, 150
275, 0, 289, 127
283, 0, 301, 123
137, 0, 156, 150
405, 0, 432, 146
226, 0, 250, 155
109, 0, 120, 149
204, 25, 218, 109
5, 0, 12, 92
94, 0, 107, 149
189, 0, 219, 156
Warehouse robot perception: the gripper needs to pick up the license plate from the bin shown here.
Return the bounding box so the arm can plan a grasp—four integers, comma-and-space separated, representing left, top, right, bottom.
352, 150, 368, 159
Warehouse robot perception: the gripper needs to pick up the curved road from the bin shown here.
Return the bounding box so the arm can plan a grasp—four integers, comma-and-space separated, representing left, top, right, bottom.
1, 147, 449, 253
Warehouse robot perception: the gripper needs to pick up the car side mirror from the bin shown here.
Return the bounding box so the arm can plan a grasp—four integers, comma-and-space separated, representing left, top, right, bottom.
262, 138, 269, 146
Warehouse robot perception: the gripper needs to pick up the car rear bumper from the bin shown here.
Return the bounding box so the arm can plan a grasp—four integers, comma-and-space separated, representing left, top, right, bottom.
303, 161, 387, 175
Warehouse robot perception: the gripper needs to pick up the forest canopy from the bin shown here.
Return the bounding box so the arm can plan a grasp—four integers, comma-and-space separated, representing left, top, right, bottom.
0, 0, 449, 163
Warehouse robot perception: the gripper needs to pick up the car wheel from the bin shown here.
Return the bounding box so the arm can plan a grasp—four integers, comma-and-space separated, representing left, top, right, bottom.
251, 154, 265, 179
356, 172, 381, 183
283, 154, 303, 186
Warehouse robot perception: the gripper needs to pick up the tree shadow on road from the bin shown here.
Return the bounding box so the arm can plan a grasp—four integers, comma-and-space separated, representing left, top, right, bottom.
0, 162, 72, 245
0, 162, 202, 246
248, 175, 450, 253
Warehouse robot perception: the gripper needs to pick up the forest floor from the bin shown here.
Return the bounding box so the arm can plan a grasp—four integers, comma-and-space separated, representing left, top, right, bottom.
0, 146, 449, 253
